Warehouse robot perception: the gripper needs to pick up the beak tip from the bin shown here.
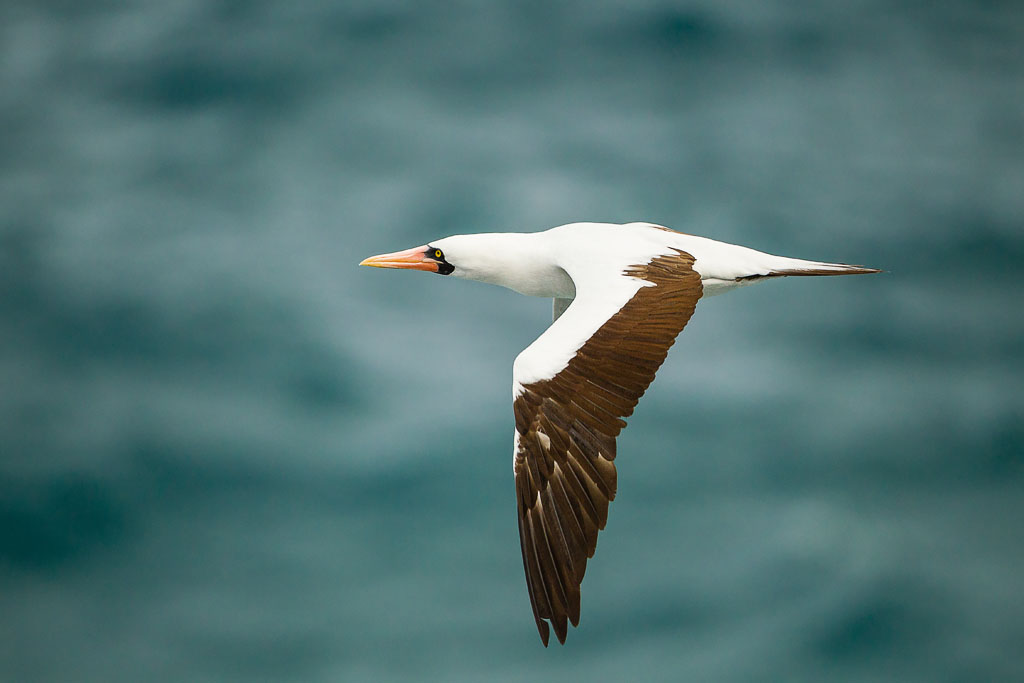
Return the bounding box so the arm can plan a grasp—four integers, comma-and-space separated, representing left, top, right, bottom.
359, 256, 388, 268
358, 246, 435, 272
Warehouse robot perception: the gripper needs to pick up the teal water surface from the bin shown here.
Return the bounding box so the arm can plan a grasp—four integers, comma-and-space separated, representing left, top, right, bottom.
1, 1, 1022, 681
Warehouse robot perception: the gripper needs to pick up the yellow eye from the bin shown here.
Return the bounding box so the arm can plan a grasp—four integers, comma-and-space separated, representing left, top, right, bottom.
434, 250, 443, 259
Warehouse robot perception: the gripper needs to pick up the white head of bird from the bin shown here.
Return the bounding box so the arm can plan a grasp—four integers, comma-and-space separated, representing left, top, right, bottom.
360, 232, 576, 298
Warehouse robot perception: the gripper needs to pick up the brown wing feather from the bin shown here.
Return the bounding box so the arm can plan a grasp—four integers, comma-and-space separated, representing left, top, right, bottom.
513, 249, 703, 645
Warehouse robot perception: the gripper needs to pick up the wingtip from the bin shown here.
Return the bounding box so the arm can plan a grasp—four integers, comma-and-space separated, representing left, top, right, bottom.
568, 589, 581, 627
553, 615, 569, 644
534, 616, 568, 646
538, 620, 550, 647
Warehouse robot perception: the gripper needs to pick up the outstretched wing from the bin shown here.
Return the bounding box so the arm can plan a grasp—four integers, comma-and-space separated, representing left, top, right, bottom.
512, 249, 703, 645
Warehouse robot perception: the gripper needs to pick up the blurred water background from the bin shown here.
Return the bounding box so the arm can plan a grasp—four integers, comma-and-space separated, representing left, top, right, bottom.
2, 1, 1023, 681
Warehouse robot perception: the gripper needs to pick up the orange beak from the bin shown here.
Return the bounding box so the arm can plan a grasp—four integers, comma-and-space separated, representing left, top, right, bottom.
359, 245, 439, 272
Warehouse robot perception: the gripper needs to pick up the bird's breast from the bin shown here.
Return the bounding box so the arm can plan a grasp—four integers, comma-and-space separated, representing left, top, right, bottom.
485, 262, 576, 299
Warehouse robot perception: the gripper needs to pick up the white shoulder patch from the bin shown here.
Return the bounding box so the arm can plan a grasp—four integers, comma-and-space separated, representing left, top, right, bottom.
512, 224, 678, 396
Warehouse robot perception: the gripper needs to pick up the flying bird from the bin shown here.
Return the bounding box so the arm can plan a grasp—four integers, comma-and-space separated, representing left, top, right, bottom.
360, 221, 878, 646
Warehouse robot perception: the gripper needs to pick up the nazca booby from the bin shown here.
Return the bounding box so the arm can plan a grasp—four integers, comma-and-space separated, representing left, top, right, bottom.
360, 221, 879, 645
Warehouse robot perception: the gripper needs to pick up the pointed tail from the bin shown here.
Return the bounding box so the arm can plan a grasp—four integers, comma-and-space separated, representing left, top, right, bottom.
738, 257, 881, 280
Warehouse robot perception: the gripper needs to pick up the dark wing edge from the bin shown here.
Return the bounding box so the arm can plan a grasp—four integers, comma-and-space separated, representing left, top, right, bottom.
513, 249, 703, 645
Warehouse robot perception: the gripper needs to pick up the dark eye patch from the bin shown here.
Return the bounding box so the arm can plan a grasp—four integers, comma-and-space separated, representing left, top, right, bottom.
426, 246, 454, 275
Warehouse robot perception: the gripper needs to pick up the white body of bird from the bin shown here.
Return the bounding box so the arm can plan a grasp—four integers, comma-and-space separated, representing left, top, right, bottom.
428, 222, 874, 389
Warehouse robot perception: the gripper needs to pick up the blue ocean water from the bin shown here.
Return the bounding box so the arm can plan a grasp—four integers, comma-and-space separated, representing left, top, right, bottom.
1, 1, 1022, 681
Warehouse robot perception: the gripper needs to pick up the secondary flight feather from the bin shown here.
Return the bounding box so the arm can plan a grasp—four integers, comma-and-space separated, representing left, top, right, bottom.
360, 221, 878, 645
